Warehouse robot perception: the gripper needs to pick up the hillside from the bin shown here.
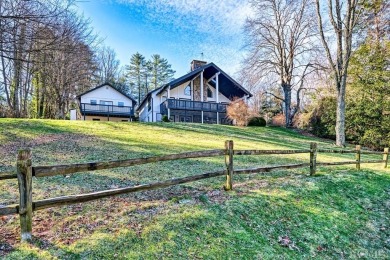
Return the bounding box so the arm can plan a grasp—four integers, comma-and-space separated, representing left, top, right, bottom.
0, 119, 389, 259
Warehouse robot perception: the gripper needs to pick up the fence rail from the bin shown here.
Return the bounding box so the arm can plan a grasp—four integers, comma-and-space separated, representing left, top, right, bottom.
0, 141, 388, 242
33, 149, 225, 177
0, 171, 17, 180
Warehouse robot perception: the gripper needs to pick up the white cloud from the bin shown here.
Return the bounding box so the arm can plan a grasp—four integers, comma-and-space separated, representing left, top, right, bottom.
121, 0, 253, 35
117, 0, 253, 75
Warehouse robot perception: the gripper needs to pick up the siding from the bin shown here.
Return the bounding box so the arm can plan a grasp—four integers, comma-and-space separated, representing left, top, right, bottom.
80, 84, 133, 107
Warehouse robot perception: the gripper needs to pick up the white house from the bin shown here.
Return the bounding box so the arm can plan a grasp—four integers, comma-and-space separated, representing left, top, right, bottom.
137, 60, 252, 124
75, 83, 137, 122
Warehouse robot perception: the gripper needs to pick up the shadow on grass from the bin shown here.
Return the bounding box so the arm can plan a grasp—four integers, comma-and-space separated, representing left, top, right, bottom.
4, 168, 389, 259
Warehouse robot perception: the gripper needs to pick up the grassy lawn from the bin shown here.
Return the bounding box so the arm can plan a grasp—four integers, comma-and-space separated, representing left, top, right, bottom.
0, 119, 389, 259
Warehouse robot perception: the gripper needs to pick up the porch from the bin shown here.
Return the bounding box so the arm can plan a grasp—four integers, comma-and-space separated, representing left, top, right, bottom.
159, 99, 231, 124
80, 103, 135, 119
160, 98, 227, 113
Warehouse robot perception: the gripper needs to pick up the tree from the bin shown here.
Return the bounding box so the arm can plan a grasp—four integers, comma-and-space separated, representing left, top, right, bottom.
315, 0, 361, 146
359, 0, 389, 42
30, 7, 97, 119
125, 52, 145, 104
95, 46, 120, 84
149, 54, 175, 90
345, 0, 389, 149
295, 0, 389, 148
0, 0, 73, 117
125, 53, 176, 103
0, 0, 97, 119
243, 0, 317, 127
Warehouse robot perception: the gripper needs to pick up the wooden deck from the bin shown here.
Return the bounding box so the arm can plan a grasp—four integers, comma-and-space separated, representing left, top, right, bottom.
159, 99, 231, 124
80, 103, 135, 117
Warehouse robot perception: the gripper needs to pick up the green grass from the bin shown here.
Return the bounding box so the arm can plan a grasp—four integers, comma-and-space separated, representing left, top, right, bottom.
0, 119, 389, 259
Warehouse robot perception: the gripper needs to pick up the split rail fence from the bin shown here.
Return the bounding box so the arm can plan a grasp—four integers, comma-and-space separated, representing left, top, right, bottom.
0, 141, 388, 241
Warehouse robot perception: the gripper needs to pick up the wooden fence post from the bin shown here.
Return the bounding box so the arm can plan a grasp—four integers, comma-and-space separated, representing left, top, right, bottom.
16, 149, 33, 242
355, 145, 361, 170
384, 148, 389, 169
224, 140, 234, 190
310, 143, 317, 175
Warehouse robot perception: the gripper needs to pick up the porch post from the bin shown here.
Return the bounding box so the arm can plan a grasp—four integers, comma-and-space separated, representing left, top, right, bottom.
83, 104, 85, 121
201, 70, 204, 124
216, 72, 220, 124
191, 80, 194, 101
167, 86, 171, 120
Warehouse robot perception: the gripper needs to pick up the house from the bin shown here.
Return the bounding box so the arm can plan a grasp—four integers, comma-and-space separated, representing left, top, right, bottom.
74, 83, 137, 122
137, 60, 252, 124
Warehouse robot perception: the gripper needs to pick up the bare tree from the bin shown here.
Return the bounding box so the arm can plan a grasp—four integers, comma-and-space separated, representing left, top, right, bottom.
0, 0, 98, 119
95, 46, 120, 84
243, 0, 317, 127
0, 0, 74, 117
315, 0, 361, 146
31, 9, 97, 119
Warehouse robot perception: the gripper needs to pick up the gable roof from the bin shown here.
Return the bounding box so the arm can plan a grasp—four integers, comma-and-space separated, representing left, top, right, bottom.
136, 86, 164, 112
77, 82, 137, 104
137, 62, 251, 111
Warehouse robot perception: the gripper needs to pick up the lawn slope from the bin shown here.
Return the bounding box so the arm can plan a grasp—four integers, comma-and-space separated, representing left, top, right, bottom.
0, 119, 389, 259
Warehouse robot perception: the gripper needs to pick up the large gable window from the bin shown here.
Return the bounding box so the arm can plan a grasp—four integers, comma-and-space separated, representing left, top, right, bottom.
207, 87, 213, 98
184, 85, 191, 96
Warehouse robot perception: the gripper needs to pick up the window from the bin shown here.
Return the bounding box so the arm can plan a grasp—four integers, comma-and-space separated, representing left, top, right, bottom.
92, 118, 100, 121
100, 100, 113, 105
118, 102, 124, 107
207, 87, 213, 98
90, 100, 97, 105
184, 85, 191, 96
147, 98, 152, 111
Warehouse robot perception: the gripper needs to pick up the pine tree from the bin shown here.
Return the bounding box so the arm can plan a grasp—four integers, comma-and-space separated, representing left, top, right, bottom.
125, 52, 146, 104
149, 54, 175, 91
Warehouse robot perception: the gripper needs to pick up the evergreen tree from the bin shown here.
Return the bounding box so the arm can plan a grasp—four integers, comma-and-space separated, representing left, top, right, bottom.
149, 54, 175, 90
125, 53, 176, 103
346, 39, 390, 148
125, 52, 145, 104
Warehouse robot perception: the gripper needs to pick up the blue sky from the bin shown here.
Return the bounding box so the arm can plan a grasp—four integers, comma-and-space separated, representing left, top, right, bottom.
75, 0, 252, 77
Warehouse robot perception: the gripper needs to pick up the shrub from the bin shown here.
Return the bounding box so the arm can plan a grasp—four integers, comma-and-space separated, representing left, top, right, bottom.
248, 117, 266, 127
162, 115, 170, 122
298, 96, 337, 139
271, 113, 286, 126
226, 99, 253, 127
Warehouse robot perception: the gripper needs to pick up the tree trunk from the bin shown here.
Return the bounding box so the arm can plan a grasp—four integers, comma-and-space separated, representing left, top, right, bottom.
283, 84, 292, 127
335, 78, 346, 146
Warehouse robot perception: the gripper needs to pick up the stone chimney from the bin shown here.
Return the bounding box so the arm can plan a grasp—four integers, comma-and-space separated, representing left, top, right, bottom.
191, 60, 207, 71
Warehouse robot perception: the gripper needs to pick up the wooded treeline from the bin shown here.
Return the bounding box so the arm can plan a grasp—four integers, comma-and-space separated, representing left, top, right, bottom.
243, 0, 389, 149
0, 0, 175, 119
0, 0, 96, 119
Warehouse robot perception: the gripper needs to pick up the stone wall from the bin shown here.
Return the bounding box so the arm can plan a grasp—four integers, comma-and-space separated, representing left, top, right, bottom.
193, 76, 207, 101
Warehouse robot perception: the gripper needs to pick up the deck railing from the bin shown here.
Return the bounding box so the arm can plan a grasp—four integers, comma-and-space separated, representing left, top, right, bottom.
80, 103, 134, 116
160, 99, 228, 114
